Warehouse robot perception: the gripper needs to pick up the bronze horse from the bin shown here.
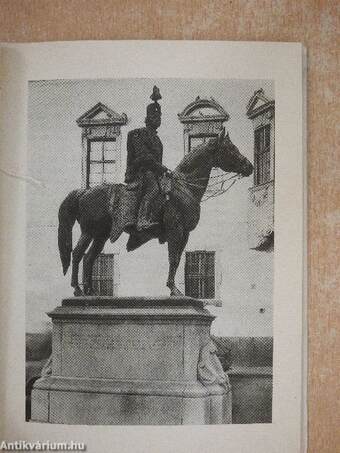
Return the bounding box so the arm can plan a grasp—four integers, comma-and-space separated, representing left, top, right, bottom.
58, 128, 253, 297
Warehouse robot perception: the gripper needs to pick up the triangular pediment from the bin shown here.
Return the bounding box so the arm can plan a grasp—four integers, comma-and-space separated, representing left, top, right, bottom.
251, 98, 266, 110
246, 89, 274, 118
91, 110, 111, 120
77, 102, 127, 126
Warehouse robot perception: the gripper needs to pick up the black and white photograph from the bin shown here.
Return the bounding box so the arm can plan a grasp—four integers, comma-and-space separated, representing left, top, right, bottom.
26, 77, 275, 425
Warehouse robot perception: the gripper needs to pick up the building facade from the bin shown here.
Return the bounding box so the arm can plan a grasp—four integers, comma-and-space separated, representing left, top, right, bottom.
26, 79, 274, 339
246, 89, 275, 250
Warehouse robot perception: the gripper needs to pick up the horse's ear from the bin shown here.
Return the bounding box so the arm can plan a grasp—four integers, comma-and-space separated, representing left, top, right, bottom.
226, 131, 230, 139
218, 127, 225, 144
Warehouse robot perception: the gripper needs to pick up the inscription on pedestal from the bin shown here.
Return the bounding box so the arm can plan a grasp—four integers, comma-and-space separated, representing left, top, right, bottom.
60, 323, 184, 381
65, 331, 181, 352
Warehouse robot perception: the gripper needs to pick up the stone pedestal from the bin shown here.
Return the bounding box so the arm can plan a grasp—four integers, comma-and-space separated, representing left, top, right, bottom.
31, 297, 231, 425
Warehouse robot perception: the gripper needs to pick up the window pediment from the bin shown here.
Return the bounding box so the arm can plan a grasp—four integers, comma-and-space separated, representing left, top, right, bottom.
178, 97, 229, 123
77, 102, 127, 127
246, 89, 274, 119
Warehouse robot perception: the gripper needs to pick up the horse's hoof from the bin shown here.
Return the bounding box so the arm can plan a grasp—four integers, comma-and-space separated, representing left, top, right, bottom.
84, 286, 95, 296
170, 286, 184, 297
73, 286, 83, 297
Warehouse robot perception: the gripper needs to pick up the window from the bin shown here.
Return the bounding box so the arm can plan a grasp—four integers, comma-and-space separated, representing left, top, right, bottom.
254, 125, 271, 185
87, 139, 118, 188
189, 134, 217, 153
185, 251, 215, 299
83, 253, 115, 296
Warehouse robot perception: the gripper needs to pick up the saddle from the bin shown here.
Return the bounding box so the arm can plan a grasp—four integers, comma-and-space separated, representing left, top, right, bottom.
109, 173, 200, 251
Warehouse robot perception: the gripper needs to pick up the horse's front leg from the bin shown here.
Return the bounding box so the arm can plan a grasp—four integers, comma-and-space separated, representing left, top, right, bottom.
166, 227, 189, 297
71, 233, 92, 296
83, 237, 107, 295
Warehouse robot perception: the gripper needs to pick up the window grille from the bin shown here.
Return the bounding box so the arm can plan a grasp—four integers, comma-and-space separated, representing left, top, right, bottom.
83, 253, 115, 296
185, 251, 215, 299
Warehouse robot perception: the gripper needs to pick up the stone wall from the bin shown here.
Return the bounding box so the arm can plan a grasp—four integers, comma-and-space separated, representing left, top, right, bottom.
213, 336, 273, 424
229, 370, 272, 423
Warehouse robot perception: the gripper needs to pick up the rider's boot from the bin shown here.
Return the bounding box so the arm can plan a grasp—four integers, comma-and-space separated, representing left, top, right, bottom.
137, 198, 159, 231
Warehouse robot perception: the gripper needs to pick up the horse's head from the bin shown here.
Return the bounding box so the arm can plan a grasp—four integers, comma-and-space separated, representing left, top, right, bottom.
214, 128, 253, 177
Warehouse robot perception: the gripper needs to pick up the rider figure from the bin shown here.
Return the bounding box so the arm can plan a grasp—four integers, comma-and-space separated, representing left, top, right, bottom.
125, 86, 170, 231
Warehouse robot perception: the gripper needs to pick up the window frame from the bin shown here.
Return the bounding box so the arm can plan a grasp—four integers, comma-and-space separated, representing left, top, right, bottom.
254, 124, 271, 186
188, 133, 218, 154
83, 253, 115, 296
185, 250, 216, 299
86, 138, 117, 188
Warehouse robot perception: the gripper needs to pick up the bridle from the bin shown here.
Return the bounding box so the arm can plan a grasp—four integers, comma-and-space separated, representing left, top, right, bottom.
203, 137, 245, 200
171, 134, 246, 202
202, 173, 242, 201
172, 137, 244, 202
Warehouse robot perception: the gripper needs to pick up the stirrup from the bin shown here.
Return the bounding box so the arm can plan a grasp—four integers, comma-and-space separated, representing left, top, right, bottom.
137, 220, 159, 231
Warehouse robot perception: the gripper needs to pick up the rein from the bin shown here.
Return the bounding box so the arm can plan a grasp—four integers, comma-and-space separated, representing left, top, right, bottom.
171, 133, 247, 203
202, 175, 241, 202
172, 171, 243, 202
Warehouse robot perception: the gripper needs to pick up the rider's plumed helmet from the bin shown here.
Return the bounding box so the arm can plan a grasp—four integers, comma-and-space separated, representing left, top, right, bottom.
145, 86, 162, 128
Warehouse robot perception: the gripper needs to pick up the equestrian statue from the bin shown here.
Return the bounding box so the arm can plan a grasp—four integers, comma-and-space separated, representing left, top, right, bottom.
58, 86, 253, 297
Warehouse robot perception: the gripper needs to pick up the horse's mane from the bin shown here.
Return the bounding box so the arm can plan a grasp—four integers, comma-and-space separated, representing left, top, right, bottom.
175, 137, 217, 173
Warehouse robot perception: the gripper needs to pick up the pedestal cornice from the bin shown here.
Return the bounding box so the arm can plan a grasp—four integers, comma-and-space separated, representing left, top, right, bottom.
48, 296, 215, 324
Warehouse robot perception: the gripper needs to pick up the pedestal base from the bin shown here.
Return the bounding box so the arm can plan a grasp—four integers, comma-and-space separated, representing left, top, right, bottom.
31, 297, 231, 425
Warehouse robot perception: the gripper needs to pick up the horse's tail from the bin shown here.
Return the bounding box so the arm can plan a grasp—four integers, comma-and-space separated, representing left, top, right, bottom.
58, 190, 80, 275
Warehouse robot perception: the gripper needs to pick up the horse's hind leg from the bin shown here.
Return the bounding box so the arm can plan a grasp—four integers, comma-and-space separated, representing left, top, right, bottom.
71, 232, 92, 296
83, 236, 107, 295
